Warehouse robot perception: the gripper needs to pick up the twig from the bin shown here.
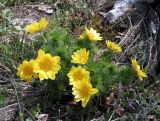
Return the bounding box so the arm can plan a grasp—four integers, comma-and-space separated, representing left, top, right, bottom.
119, 20, 142, 46
117, 34, 140, 61
24, 107, 36, 121
10, 78, 22, 113
108, 111, 115, 121
111, 116, 127, 121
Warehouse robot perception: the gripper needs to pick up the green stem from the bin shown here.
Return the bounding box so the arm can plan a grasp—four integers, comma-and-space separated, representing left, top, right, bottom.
41, 33, 47, 43
19, 31, 25, 53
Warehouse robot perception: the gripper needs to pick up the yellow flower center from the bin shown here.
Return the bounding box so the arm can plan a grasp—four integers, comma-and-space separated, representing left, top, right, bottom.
78, 56, 85, 62
88, 32, 94, 39
23, 65, 33, 76
73, 70, 84, 81
80, 84, 90, 97
39, 57, 52, 71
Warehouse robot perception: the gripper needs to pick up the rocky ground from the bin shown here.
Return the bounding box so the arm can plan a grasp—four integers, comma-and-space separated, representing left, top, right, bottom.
0, 0, 160, 121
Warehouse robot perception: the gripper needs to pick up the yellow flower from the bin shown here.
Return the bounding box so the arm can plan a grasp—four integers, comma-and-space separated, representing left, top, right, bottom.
67, 66, 90, 85
34, 49, 61, 81
71, 48, 89, 64
136, 69, 147, 81
25, 21, 40, 34
79, 26, 103, 42
131, 59, 147, 80
38, 17, 48, 30
25, 17, 48, 34
72, 80, 98, 107
105, 40, 122, 53
131, 59, 140, 71
17, 60, 37, 82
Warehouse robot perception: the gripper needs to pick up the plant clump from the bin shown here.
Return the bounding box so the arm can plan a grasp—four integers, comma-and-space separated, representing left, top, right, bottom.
16, 17, 147, 109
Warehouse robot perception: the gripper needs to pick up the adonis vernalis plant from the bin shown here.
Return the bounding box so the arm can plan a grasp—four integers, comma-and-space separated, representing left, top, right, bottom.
16, 18, 148, 108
